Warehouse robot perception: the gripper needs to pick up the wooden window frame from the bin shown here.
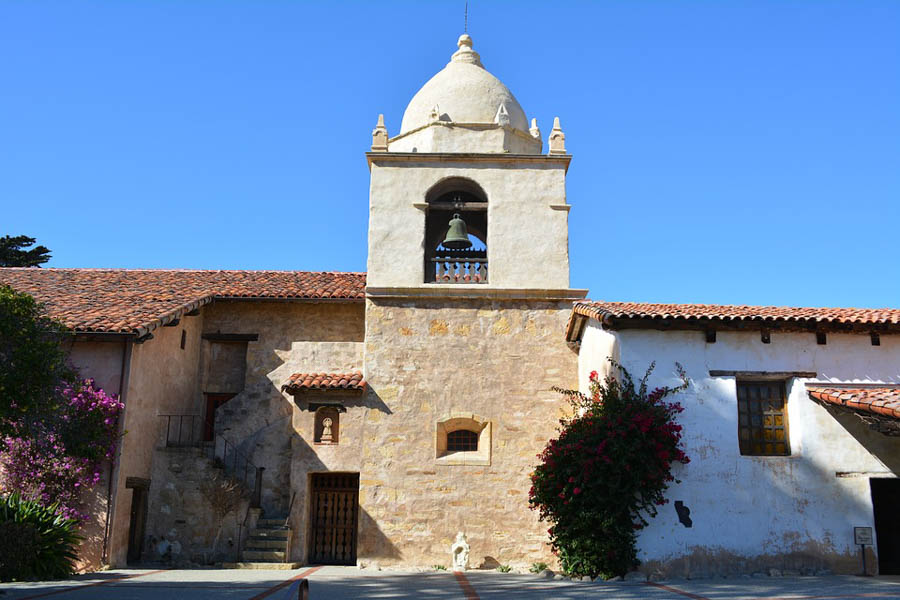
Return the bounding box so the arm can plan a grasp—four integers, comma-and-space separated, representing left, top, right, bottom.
736, 380, 791, 456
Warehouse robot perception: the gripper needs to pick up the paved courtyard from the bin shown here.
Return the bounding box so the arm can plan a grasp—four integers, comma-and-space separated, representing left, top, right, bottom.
2, 567, 899, 600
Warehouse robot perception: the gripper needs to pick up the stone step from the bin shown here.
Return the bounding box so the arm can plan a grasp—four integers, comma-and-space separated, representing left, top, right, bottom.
257, 518, 288, 526
246, 538, 289, 549
250, 528, 290, 539
223, 561, 303, 570
242, 549, 286, 561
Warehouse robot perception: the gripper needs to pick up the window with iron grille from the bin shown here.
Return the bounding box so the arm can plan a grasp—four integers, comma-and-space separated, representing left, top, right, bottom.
446, 429, 478, 452
737, 380, 790, 456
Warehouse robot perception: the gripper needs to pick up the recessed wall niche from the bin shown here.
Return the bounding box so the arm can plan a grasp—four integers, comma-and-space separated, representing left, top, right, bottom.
314, 406, 340, 444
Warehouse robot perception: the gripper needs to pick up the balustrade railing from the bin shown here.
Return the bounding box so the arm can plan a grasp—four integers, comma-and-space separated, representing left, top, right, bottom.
429, 249, 487, 283
159, 413, 264, 508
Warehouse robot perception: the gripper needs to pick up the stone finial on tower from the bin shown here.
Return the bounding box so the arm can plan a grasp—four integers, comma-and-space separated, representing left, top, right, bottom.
451, 33, 483, 67
494, 103, 510, 127
529, 118, 541, 139
548, 116, 566, 155
371, 114, 389, 152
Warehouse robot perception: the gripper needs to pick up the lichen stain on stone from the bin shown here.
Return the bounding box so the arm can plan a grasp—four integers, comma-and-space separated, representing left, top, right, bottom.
399, 327, 415, 336
524, 319, 538, 335
492, 317, 512, 335
429, 320, 449, 335
454, 324, 471, 336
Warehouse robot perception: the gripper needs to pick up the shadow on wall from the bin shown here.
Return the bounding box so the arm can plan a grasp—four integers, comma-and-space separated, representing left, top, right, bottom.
630, 370, 888, 578
289, 430, 401, 564
820, 405, 900, 474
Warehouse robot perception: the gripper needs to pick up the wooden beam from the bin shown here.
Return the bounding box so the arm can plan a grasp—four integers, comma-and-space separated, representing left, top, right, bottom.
709, 370, 818, 379
201, 333, 259, 342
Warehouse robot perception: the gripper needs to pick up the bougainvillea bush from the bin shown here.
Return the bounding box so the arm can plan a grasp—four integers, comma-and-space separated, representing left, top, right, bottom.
529, 362, 689, 579
1, 379, 123, 522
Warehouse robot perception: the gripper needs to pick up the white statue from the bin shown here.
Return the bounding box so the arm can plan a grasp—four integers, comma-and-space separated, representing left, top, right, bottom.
321, 417, 334, 443
451, 532, 470, 571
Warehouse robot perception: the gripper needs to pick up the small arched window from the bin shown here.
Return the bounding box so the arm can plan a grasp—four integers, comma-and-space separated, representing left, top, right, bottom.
424, 177, 488, 284
435, 414, 491, 465
446, 429, 478, 452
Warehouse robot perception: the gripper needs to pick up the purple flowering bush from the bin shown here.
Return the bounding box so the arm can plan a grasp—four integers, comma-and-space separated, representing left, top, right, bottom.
1, 379, 123, 522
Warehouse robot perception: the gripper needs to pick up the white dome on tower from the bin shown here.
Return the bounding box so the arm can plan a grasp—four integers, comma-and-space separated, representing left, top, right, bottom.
386, 34, 542, 154
400, 34, 529, 134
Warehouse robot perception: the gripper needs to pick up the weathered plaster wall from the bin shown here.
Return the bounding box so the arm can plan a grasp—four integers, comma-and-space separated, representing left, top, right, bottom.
577, 319, 900, 576
66, 340, 127, 571
145, 447, 251, 566
108, 315, 204, 566
202, 300, 365, 517
366, 159, 570, 289
351, 298, 577, 568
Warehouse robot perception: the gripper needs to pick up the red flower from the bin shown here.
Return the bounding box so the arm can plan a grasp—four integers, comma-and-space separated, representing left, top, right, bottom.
573, 487, 582, 495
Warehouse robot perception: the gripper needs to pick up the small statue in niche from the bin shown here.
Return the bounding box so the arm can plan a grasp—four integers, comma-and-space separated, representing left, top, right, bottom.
451, 532, 469, 571
321, 417, 334, 444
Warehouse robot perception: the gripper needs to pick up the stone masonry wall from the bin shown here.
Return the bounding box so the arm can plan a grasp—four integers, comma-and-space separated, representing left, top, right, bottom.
146, 447, 251, 566
350, 298, 577, 569
202, 300, 365, 517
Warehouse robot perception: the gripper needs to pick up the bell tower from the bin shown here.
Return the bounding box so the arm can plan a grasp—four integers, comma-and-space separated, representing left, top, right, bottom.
357, 34, 585, 570
365, 34, 578, 293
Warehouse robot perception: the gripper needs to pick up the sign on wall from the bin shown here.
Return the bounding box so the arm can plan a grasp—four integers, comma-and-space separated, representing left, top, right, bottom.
854, 526, 874, 546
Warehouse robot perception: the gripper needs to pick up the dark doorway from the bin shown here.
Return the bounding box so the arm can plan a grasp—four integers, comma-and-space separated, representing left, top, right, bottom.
204, 393, 235, 441
871, 478, 900, 574
126, 484, 149, 564
309, 473, 359, 565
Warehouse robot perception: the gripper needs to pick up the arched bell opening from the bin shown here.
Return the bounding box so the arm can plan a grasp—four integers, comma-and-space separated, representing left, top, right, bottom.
424, 177, 488, 284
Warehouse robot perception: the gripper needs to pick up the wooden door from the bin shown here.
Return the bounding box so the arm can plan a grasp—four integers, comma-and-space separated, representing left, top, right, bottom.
203, 393, 235, 441
309, 473, 359, 565
127, 487, 148, 564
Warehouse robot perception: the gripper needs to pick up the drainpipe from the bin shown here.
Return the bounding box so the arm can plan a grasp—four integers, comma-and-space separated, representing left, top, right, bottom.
101, 336, 133, 566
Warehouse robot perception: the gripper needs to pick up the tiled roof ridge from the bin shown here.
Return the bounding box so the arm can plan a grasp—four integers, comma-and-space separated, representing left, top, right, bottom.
2, 267, 366, 275
0, 269, 367, 336
567, 299, 900, 340
282, 371, 367, 393
807, 386, 900, 421
578, 299, 899, 316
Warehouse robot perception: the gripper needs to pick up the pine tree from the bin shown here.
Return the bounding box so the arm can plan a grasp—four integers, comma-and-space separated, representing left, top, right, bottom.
0, 235, 51, 267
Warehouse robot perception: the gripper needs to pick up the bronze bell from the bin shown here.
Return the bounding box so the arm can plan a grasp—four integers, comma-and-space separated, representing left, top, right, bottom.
441, 213, 472, 249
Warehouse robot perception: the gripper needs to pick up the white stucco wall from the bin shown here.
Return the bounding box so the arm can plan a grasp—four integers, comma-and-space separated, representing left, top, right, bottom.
367, 158, 570, 289
577, 319, 900, 575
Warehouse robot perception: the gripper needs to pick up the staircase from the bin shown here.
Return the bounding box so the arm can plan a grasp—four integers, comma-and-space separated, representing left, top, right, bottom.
224, 516, 301, 569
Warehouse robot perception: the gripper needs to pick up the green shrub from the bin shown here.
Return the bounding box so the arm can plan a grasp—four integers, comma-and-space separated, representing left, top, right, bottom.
496, 564, 512, 573
432, 564, 447, 571
529, 561, 549, 573
0, 493, 81, 581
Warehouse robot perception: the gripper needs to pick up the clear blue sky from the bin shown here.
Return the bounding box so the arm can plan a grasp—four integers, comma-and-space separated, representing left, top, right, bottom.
2, 1, 898, 307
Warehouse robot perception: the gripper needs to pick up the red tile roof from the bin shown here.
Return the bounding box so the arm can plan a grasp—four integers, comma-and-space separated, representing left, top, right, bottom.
568, 301, 900, 339
0, 268, 366, 336
282, 372, 366, 393
807, 386, 900, 421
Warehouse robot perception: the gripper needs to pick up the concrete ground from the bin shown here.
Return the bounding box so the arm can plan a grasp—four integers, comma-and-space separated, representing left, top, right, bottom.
1, 567, 899, 600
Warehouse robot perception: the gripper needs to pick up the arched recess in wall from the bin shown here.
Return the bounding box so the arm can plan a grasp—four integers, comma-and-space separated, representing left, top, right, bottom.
435, 413, 491, 465
314, 406, 340, 444
424, 177, 488, 284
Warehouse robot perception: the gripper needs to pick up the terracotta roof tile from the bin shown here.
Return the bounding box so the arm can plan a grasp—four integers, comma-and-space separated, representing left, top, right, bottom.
807, 386, 900, 421
282, 372, 366, 393
568, 301, 900, 339
0, 268, 366, 335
